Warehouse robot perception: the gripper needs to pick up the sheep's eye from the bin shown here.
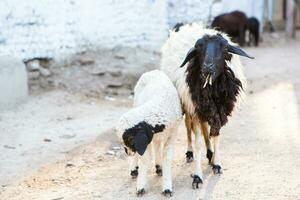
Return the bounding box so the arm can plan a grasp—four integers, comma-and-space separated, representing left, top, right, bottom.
124, 147, 128, 155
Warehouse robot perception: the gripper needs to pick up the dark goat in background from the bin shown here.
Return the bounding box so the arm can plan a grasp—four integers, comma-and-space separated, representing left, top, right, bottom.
211, 11, 248, 46
246, 17, 260, 46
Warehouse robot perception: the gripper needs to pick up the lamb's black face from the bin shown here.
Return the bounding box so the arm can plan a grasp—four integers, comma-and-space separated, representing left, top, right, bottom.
122, 132, 136, 155
180, 34, 254, 87
122, 122, 158, 156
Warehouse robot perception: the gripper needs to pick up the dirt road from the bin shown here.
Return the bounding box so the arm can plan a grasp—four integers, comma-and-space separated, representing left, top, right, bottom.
1, 37, 300, 200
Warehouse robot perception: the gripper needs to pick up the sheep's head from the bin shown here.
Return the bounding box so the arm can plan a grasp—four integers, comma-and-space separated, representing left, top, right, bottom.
180, 34, 253, 87
122, 122, 154, 156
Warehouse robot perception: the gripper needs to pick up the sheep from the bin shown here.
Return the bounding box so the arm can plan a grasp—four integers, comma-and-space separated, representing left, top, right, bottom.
160, 23, 253, 188
246, 17, 260, 46
211, 11, 248, 46
116, 69, 183, 197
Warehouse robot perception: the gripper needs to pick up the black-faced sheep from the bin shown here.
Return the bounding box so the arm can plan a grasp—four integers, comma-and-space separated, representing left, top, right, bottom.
211, 11, 248, 46
246, 17, 260, 46
117, 70, 182, 197
161, 23, 253, 188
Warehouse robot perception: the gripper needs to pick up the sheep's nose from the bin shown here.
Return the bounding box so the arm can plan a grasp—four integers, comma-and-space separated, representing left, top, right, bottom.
203, 62, 215, 74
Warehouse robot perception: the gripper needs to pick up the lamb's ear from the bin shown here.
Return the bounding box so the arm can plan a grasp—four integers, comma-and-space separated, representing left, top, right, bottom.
180, 47, 197, 67
134, 132, 149, 156
227, 45, 254, 59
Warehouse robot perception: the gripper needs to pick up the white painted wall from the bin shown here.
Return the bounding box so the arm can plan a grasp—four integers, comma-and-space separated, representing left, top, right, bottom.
167, 0, 214, 27
0, 0, 213, 61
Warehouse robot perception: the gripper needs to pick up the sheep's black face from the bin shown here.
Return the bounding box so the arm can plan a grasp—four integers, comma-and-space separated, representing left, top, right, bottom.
122, 122, 156, 156
180, 34, 254, 87
122, 132, 136, 155
196, 35, 228, 84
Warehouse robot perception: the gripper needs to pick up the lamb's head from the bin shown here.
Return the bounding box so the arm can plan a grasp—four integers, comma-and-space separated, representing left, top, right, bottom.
122, 122, 154, 156
180, 33, 253, 87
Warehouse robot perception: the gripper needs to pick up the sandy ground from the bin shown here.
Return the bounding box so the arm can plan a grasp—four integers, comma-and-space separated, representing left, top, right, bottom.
0, 91, 131, 186
0, 36, 300, 200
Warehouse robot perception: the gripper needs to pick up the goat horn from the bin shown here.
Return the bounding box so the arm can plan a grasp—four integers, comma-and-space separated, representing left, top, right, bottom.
227, 45, 254, 59
180, 47, 198, 67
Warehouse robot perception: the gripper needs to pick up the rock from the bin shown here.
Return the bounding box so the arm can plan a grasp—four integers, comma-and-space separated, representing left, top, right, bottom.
26, 60, 40, 71
39, 66, 51, 77
107, 81, 123, 88
106, 150, 115, 155
105, 96, 116, 101
44, 138, 52, 142
107, 68, 122, 77
114, 55, 126, 60
78, 57, 95, 65
111, 146, 121, 150
28, 71, 40, 79
59, 134, 76, 139
0, 55, 28, 110
65, 163, 75, 167
91, 68, 105, 76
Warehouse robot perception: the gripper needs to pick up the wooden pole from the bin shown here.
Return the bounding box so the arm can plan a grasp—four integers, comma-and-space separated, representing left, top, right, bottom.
285, 0, 296, 38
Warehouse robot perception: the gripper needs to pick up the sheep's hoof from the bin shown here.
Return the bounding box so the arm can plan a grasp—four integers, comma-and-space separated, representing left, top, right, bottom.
206, 149, 213, 165
186, 151, 194, 163
136, 188, 145, 196
212, 164, 222, 174
191, 174, 203, 189
162, 189, 173, 197
155, 165, 162, 176
131, 166, 138, 179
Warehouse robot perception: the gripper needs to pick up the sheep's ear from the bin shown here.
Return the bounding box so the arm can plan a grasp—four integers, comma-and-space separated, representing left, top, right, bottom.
134, 133, 148, 156
227, 45, 254, 59
180, 47, 197, 67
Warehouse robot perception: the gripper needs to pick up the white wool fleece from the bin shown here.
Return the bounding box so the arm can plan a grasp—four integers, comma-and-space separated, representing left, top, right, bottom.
117, 69, 182, 134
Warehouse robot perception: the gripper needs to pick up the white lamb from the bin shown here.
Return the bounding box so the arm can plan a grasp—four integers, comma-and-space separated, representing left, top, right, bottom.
116, 69, 182, 197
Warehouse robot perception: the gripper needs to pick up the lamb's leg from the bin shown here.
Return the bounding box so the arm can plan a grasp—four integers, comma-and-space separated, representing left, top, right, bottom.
201, 122, 213, 165
191, 127, 203, 189
212, 136, 222, 174
185, 115, 194, 163
129, 155, 138, 179
136, 149, 150, 196
161, 142, 174, 197
153, 141, 162, 176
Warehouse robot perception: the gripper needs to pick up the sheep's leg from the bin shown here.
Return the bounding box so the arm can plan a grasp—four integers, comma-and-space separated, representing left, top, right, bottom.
201, 122, 213, 165
191, 127, 203, 189
254, 30, 259, 46
129, 155, 138, 179
212, 136, 222, 174
161, 142, 174, 197
136, 148, 151, 196
185, 115, 194, 163
239, 26, 246, 47
153, 141, 163, 176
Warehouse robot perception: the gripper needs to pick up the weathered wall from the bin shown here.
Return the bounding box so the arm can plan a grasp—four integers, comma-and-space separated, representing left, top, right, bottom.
167, 0, 213, 27
0, 0, 169, 61
0, 0, 214, 61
